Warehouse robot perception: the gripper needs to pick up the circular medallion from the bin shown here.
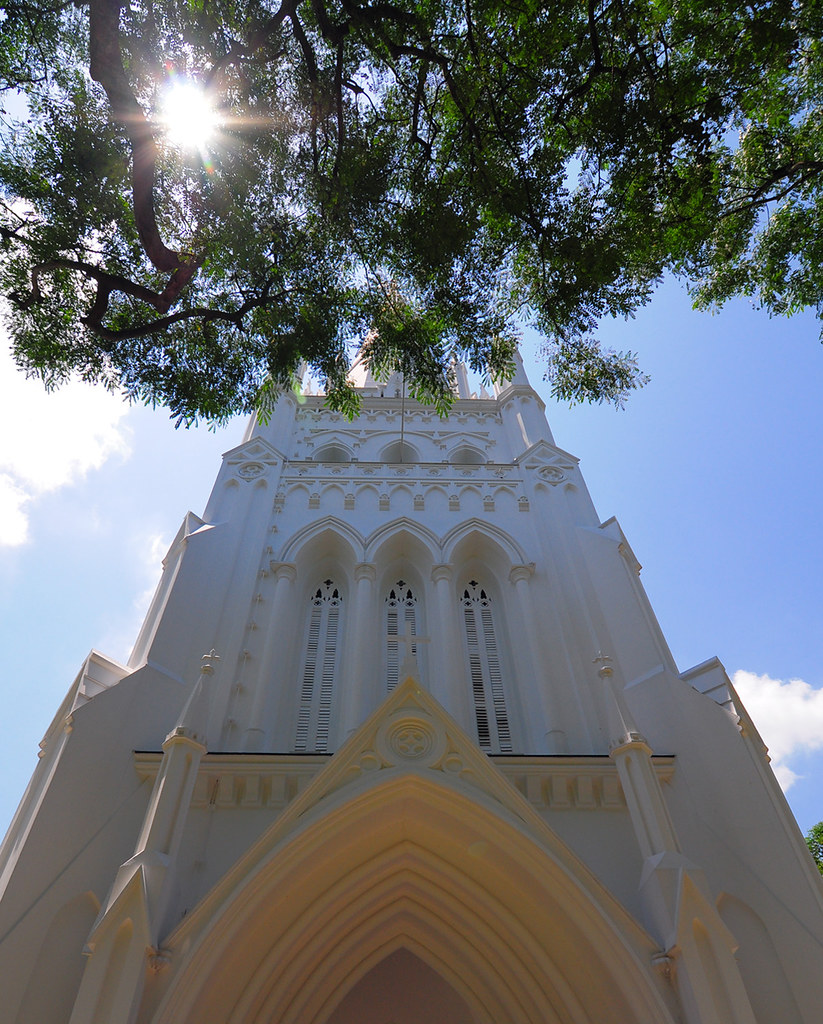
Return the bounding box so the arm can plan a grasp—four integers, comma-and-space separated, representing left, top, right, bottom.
389, 723, 433, 760
376, 712, 445, 768
238, 461, 266, 480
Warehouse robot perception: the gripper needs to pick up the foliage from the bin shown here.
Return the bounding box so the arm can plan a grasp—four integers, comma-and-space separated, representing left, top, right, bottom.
0, 0, 822, 422
806, 822, 823, 875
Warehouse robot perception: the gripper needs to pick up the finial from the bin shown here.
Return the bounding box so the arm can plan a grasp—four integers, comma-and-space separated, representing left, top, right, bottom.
201, 650, 220, 675
595, 650, 647, 748
593, 652, 613, 678
167, 649, 220, 748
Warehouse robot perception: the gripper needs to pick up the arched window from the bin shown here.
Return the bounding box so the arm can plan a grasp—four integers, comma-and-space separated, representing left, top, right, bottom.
460, 581, 512, 752
381, 440, 419, 464
312, 443, 351, 463
449, 445, 485, 465
385, 580, 418, 691
295, 580, 343, 751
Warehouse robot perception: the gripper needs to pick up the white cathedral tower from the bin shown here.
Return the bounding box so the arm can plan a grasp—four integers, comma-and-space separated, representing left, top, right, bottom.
1, 354, 822, 1024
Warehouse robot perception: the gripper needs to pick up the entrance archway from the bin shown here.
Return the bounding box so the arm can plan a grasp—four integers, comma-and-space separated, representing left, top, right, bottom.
324, 948, 475, 1024
149, 773, 677, 1024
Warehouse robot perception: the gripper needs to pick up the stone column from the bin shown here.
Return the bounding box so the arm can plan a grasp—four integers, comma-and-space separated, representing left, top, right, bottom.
509, 563, 567, 753
69, 653, 218, 1024
601, 660, 758, 1024
243, 562, 297, 750
341, 562, 377, 738
430, 564, 472, 729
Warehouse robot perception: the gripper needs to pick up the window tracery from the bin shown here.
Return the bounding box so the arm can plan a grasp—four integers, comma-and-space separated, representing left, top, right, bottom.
460, 581, 512, 752
385, 580, 418, 691
295, 579, 342, 751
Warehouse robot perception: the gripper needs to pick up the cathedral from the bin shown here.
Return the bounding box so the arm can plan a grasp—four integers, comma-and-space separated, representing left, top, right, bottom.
1, 353, 822, 1024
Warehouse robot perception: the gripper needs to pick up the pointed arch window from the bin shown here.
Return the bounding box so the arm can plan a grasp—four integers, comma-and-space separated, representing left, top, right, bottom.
460, 581, 512, 752
385, 580, 418, 691
381, 440, 419, 464
295, 579, 342, 751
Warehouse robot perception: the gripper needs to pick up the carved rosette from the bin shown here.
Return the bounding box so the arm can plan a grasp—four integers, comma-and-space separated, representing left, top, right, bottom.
375, 709, 447, 769
538, 465, 566, 484
238, 461, 266, 480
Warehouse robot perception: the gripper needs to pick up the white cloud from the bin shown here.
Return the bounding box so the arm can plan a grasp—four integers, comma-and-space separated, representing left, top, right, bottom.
0, 472, 31, 545
0, 346, 131, 545
98, 530, 171, 663
130, 531, 171, 624
732, 670, 823, 791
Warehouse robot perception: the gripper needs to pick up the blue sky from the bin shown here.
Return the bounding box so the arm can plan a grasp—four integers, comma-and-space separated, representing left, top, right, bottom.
1, 279, 822, 842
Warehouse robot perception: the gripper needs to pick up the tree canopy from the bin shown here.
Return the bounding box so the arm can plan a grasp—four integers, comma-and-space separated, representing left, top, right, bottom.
807, 822, 823, 875
0, 0, 821, 422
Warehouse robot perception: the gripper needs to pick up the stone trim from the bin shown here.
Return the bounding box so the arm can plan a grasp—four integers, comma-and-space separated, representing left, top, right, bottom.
133, 751, 674, 813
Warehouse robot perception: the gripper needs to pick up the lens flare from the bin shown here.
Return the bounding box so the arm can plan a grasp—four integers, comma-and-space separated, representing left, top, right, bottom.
161, 81, 218, 150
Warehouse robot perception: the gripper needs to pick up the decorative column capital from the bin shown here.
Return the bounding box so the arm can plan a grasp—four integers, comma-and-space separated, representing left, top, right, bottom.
609, 734, 653, 758
431, 563, 453, 584
354, 561, 377, 583
595, 652, 648, 750
269, 561, 297, 582
509, 562, 535, 584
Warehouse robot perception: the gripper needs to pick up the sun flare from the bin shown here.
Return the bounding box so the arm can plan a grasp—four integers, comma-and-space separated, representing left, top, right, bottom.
161, 81, 218, 150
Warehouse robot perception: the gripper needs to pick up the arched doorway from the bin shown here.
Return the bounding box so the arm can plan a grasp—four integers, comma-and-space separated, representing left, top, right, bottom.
146, 738, 678, 1024
324, 948, 475, 1024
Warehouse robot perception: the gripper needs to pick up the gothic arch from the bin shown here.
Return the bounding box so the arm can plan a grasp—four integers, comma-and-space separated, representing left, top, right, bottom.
458, 483, 482, 499
292, 577, 346, 752
365, 519, 441, 564
444, 520, 528, 577
379, 573, 427, 693
325, 946, 476, 1024
150, 773, 676, 1024
355, 482, 380, 513
717, 893, 802, 1022
280, 516, 365, 564
448, 443, 486, 465
15, 891, 100, 1023
319, 483, 347, 507
423, 484, 449, 516
387, 483, 415, 515
379, 439, 420, 464
455, 575, 516, 751
312, 442, 354, 463
442, 518, 528, 568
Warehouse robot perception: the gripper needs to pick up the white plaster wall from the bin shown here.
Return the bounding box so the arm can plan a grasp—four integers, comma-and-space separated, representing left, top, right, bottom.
2, 368, 823, 1024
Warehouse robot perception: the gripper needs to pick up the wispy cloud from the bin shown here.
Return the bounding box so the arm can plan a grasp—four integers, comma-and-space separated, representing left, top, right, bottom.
732, 670, 823, 791
98, 531, 171, 662
0, 346, 131, 545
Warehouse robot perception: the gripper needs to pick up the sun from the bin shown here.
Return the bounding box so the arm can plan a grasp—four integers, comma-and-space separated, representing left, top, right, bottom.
161, 81, 218, 150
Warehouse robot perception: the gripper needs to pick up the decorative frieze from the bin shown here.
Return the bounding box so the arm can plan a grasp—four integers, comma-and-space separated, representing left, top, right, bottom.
133, 751, 674, 813
494, 755, 674, 811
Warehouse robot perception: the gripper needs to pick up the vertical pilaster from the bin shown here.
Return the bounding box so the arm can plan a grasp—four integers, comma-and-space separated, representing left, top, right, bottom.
69, 653, 218, 1024
601, 660, 757, 1024
509, 564, 567, 753
244, 562, 297, 750
430, 564, 471, 729
342, 562, 377, 737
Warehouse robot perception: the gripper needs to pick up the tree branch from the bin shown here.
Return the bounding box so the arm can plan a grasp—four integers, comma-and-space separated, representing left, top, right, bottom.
11, 257, 283, 342
86, 0, 201, 307
12, 258, 170, 313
